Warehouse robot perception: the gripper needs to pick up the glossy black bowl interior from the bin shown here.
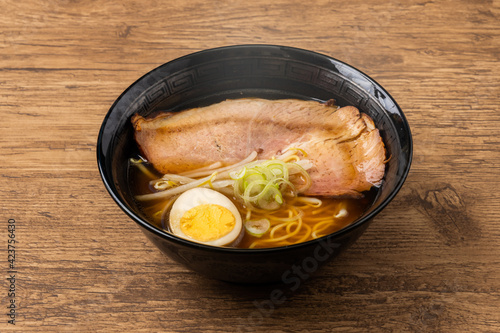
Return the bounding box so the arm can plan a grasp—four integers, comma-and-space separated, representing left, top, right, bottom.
97, 45, 412, 283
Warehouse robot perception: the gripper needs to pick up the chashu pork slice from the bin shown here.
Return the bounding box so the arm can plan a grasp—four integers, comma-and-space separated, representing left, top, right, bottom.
131, 98, 386, 197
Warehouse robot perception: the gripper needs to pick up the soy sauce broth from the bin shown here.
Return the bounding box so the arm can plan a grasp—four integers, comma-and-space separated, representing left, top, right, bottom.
128, 157, 377, 249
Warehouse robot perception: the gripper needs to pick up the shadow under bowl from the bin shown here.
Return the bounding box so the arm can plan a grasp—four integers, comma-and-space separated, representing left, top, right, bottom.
97, 45, 412, 283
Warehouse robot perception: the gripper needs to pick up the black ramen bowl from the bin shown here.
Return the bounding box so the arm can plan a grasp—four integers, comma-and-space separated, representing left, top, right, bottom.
97, 45, 412, 283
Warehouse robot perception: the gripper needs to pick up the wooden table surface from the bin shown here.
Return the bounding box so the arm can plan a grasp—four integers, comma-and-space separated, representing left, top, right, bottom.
2, 0, 499, 332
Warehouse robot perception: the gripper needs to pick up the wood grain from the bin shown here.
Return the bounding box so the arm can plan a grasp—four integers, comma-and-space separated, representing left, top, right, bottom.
1, 0, 499, 331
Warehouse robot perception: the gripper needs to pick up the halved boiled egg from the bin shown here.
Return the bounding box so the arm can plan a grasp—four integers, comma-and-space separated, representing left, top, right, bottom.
169, 187, 243, 247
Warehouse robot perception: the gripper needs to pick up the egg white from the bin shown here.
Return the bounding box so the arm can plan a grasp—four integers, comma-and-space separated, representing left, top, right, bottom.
169, 187, 243, 247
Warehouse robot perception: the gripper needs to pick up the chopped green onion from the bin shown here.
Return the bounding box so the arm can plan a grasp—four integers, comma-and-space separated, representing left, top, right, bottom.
230, 166, 247, 180
231, 159, 310, 211
244, 219, 271, 237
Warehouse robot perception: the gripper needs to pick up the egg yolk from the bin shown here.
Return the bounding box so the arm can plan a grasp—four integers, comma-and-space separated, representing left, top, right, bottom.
180, 204, 236, 242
